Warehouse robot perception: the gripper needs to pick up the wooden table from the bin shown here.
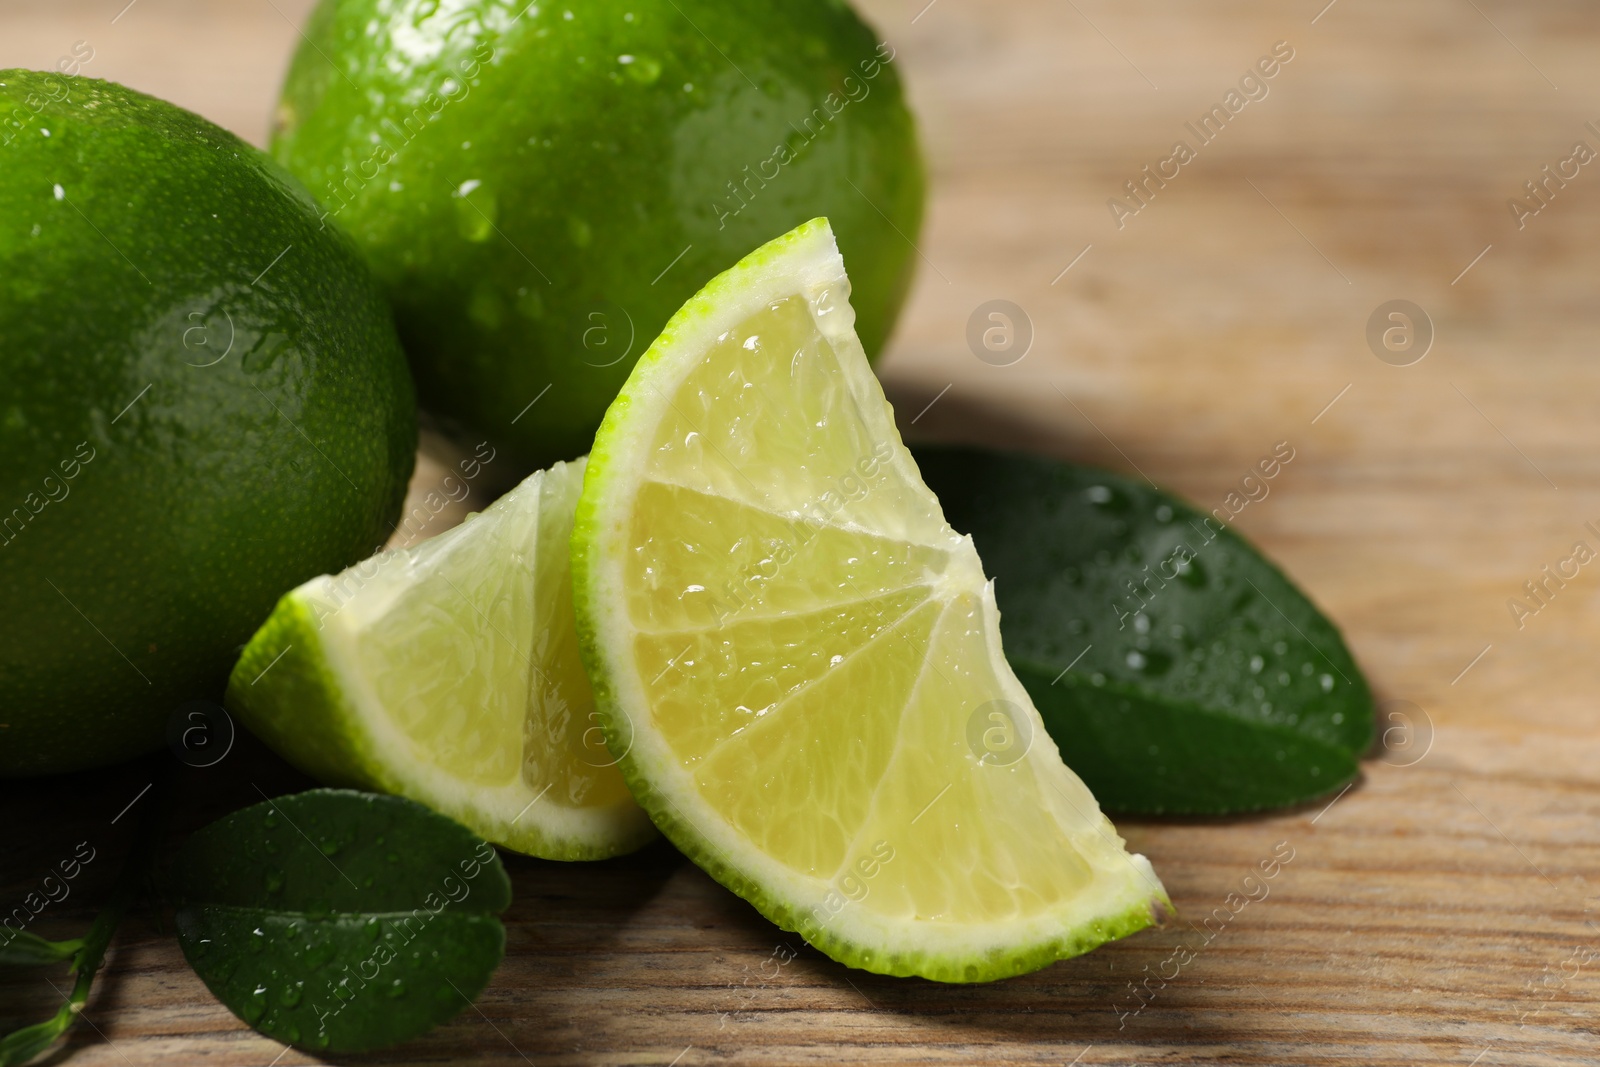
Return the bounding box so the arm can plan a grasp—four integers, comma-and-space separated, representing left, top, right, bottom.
5, 1, 1600, 1063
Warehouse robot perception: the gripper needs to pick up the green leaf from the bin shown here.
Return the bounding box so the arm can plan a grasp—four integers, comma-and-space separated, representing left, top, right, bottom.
0, 930, 82, 967
169, 789, 511, 1054
914, 446, 1374, 814
0, 1009, 73, 1067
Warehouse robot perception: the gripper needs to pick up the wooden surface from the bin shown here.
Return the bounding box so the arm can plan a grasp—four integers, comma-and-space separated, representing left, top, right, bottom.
5, 1, 1600, 1064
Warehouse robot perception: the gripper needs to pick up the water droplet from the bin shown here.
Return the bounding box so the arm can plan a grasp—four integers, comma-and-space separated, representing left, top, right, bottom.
242, 986, 268, 1022
386, 979, 407, 998
454, 188, 495, 242
1320, 673, 1335, 692
1086, 485, 1112, 505
1249, 655, 1264, 674
281, 1023, 301, 1043
364, 917, 382, 942
1277, 671, 1290, 686
264, 870, 284, 893
1133, 613, 1151, 634
264, 812, 279, 829
281, 983, 303, 1007
386, 851, 401, 863
1065, 617, 1085, 635
304, 937, 336, 967
1273, 641, 1288, 655
1126, 650, 1146, 670
1331, 712, 1345, 725
1090, 672, 1106, 687
619, 53, 661, 84
248, 927, 266, 953
318, 837, 340, 857
1154, 504, 1173, 522
193, 940, 210, 957
1177, 557, 1207, 588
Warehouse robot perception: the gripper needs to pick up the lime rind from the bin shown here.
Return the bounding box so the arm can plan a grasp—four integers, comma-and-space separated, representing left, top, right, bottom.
572, 219, 1170, 981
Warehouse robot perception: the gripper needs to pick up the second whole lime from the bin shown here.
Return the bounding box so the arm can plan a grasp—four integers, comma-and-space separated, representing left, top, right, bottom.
272, 0, 924, 471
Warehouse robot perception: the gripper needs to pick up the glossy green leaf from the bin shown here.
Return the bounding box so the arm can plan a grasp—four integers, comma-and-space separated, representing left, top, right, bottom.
0, 930, 82, 967
915, 446, 1374, 814
169, 789, 510, 1053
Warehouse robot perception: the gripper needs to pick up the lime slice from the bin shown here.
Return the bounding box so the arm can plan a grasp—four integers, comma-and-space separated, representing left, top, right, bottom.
226, 457, 655, 860
572, 219, 1170, 981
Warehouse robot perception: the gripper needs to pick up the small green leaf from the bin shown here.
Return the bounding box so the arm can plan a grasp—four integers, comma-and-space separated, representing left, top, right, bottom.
915, 446, 1374, 814
0, 930, 82, 967
169, 789, 511, 1054
0, 1008, 73, 1067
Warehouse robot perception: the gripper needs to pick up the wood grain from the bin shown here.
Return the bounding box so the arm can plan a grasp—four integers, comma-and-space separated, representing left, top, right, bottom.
5, 1, 1600, 1064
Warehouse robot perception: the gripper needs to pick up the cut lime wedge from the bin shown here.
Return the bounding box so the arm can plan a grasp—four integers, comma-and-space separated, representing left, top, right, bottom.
227, 457, 655, 859
572, 219, 1169, 981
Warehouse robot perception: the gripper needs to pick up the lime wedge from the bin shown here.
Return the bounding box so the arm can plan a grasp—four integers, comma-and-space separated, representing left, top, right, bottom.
226, 457, 655, 860
571, 219, 1169, 981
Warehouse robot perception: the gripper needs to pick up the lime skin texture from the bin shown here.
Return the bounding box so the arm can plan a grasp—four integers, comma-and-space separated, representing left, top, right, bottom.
0, 71, 416, 777
271, 0, 925, 472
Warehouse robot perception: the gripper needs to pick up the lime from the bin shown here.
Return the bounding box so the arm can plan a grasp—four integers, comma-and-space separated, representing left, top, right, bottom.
227, 458, 655, 859
571, 220, 1168, 982
0, 71, 415, 778
271, 0, 923, 471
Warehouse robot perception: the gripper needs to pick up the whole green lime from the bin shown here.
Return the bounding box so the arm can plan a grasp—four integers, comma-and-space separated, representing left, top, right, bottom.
0, 71, 416, 777
271, 0, 924, 470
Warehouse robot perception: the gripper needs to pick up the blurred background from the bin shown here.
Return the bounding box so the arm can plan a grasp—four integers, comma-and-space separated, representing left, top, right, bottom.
4, 1, 1599, 1063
